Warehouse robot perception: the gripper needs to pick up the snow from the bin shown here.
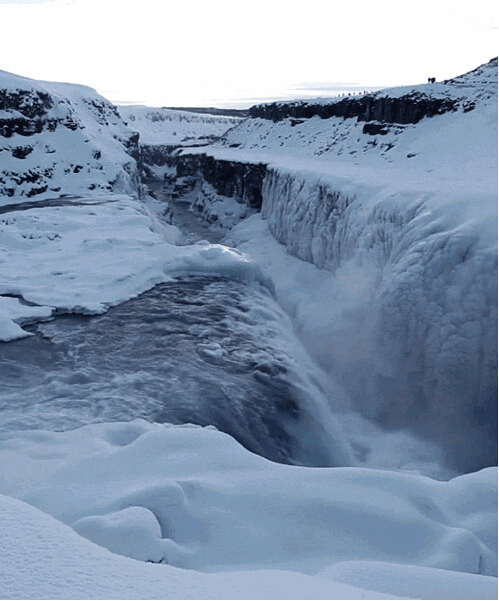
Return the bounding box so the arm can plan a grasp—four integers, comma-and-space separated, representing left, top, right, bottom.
0, 61, 496, 599
117, 105, 241, 146
0, 196, 275, 340
0, 494, 404, 600
319, 561, 498, 600
0, 420, 496, 599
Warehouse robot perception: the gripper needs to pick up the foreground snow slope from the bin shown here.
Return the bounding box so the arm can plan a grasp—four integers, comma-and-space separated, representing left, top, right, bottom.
0, 420, 496, 599
0, 70, 140, 199
185, 58, 498, 473
0, 495, 404, 601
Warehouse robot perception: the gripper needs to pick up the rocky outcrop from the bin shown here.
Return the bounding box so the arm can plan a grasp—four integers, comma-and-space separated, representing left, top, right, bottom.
248, 58, 499, 125
0, 70, 141, 199
249, 91, 461, 125
168, 153, 267, 209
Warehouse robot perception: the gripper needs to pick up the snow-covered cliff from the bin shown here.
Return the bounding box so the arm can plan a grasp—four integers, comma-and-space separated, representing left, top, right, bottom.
0, 71, 140, 199
117, 105, 242, 181
172, 58, 498, 473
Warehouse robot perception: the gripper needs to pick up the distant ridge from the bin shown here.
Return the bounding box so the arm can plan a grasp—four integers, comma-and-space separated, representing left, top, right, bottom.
164, 106, 249, 118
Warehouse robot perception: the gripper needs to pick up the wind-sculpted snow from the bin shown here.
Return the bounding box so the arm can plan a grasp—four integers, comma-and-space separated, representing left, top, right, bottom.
0, 421, 496, 599
0, 70, 140, 199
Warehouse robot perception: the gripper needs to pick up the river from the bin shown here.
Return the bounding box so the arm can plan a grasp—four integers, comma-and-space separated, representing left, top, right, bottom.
0, 187, 343, 467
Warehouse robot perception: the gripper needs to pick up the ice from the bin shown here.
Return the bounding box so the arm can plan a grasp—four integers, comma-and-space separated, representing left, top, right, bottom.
0, 421, 496, 599
0, 295, 52, 341
0, 196, 275, 340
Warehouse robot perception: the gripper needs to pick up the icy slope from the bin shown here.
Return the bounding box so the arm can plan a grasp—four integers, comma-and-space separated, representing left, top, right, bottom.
0, 420, 496, 599
0, 70, 140, 200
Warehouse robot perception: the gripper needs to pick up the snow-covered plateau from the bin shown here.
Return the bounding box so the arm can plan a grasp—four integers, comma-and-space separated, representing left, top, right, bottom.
0, 61, 497, 600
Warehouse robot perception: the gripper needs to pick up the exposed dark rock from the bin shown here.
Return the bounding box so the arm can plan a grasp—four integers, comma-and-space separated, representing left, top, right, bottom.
169, 153, 267, 210
0, 89, 53, 118
362, 122, 390, 136
0, 116, 46, 137
140, 144, 180, 167
249, 92, 460, 125
11, 145, 34, 159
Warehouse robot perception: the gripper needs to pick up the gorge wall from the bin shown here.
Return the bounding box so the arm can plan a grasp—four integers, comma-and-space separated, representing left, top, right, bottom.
0, 71, 141, 199
168, 152, 267, 209
259, 166, 497, 473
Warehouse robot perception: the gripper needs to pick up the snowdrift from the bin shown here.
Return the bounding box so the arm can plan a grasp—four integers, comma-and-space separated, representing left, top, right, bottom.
0, 420, 496, 599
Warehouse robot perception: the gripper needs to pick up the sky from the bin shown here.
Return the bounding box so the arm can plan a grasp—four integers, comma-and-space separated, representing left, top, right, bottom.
0, 0, 497, 108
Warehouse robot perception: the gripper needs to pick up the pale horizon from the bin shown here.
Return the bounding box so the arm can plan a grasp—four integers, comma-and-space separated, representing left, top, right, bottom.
0, 0, 497, 108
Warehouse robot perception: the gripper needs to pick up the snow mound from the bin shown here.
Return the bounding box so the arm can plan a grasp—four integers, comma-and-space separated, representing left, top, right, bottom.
0, 420, 496, 599
0, 421, 496, 577
0, 493, 403, 600
319, 561, 498, 600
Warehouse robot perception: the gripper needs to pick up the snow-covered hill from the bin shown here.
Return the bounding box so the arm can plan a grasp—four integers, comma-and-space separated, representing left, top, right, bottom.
0, 71, 140, 200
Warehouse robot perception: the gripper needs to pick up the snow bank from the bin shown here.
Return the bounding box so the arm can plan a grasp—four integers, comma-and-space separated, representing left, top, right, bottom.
0, 420, 496, 599
0, 196, 273, 340
319, 561, 498, 600
0, 494, 403, 601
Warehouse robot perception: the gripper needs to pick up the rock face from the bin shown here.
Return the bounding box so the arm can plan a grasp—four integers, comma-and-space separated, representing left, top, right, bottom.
170, 153, 267, 209
249, 92, 461, 124
248, 59, 497, 125
140, 144, 179, 167
0, 70, 141, 199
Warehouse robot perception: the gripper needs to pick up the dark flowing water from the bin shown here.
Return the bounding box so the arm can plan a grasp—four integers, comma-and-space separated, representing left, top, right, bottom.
0, 276, 338, 466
